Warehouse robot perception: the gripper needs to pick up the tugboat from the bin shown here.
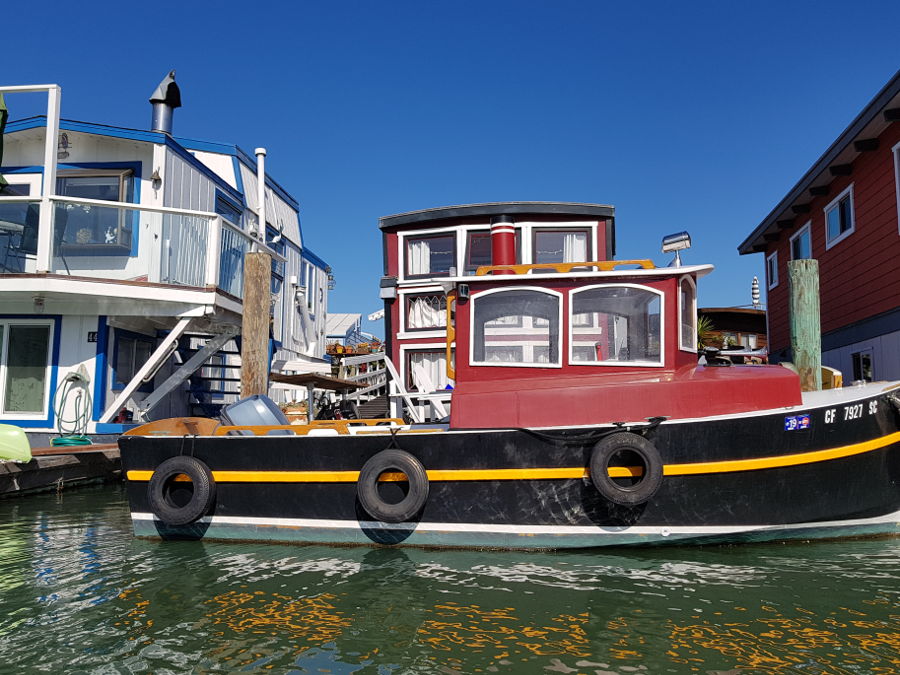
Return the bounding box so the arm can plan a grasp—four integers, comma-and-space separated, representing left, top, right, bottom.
118, 229, 900, 548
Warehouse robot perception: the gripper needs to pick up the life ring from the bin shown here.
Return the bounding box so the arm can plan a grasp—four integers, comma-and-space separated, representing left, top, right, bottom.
589, 432, 663, 506
147, 456, 216, 526
357, 449, 429, 523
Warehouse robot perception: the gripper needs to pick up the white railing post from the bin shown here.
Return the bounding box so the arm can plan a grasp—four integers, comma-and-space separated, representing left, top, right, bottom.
205, 215, 223, 287
36, 85, 61, 273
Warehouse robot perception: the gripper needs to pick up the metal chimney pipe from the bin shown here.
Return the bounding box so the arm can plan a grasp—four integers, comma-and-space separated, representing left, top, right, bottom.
149, 70, 182, 135
490, 215, 516, 274
255, 148, 267, 239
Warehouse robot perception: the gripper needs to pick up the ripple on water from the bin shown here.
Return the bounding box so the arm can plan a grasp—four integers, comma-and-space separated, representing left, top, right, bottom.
0, 485, 897, 674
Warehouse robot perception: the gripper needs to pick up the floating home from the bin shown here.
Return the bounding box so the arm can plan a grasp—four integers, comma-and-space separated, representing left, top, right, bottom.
0, 77, 332, 442
740, 69, 900, 382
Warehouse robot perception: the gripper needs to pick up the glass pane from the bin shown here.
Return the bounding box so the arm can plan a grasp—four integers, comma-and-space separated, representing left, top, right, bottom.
792, 231, 810, 259
571, 286, 661, 363
465, 233, 492, 273
534, 230, 588, 264
117, 337, 136, 386
4, 324, 50, 413
407, 294, 447, 329
407, 235, 455, 276
826, 206, 841, 241
58, 175, 121, 201
473, 290, 559, 365
680, 279, 695, 350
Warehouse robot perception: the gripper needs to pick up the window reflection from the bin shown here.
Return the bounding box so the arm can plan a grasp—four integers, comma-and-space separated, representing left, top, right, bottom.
570, 286, 661, 364
472, 289, 559, 365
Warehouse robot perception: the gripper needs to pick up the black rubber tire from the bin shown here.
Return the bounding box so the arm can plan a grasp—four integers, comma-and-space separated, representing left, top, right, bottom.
589, 432, 663, 506
147, 456, 216, 526
357, 449, 429, 523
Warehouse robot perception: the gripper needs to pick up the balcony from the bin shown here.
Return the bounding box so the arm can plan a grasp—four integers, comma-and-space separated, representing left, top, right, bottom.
0, 194, 269, 318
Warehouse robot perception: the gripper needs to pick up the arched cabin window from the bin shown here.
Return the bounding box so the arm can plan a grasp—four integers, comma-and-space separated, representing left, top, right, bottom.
471, 288, 562, 367
679, 276, 697, 352
569, 285, 663, 366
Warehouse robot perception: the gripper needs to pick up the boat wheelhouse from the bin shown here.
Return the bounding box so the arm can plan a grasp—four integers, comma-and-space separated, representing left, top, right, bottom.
118, 221, 900, 549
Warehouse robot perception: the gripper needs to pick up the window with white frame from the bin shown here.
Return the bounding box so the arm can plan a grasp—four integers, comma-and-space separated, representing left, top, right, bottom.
570, 285, 662, 365
472, 288, 561, 366
790, 222, 811, 260
0, 320, 53, 415
679, 277, 696, 352
532, 229, 591, 267
405, 292, 447, 331
766, 251, 778, 289
406, 348, 453, 391
894, 141, 900, 234
405, 233, 456, 278
464, 229, 521, 274
55, 170, 135, 251
824, 185, 855, 249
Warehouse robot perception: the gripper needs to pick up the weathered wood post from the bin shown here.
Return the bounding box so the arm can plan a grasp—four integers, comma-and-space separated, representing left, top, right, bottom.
788, 259, 821, 391
240, 250, 272, 397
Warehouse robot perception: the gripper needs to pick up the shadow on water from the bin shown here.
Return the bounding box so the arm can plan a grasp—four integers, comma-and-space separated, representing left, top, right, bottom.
0, 485, 898, 673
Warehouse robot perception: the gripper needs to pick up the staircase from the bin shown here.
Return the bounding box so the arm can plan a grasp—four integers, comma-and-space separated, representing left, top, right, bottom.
357, 394, 390, 419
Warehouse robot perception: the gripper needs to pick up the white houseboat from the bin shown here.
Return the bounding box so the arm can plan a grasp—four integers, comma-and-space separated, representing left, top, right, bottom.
0, 76, 333, 443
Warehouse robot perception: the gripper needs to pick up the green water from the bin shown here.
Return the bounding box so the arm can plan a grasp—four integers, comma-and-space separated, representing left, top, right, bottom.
0, 487, 898, 674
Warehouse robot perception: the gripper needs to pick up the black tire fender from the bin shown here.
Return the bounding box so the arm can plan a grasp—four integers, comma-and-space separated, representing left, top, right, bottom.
589, 432, 663, 506
147, 456, 216, 526
357, 449, 429, 523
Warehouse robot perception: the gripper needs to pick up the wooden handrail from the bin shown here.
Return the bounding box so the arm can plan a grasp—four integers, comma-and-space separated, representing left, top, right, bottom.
213, 418, 405, 436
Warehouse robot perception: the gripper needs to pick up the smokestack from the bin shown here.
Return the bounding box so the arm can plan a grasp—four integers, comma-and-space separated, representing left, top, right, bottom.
149, 70, 182, 135
490, 215, 516, 274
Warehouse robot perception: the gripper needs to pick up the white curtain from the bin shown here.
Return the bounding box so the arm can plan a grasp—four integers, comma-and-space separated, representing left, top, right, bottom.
563, 232, 588, 262
410, 351, 448, 389
408, 297, 445, 329
408, 239, 431, 275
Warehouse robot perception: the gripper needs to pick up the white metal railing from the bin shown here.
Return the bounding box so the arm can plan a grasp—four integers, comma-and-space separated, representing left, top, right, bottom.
339, 352, 388, 401
0, 194, 283, 299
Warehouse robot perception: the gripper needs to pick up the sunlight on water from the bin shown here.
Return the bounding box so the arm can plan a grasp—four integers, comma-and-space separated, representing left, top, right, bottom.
0, 486, 897, 674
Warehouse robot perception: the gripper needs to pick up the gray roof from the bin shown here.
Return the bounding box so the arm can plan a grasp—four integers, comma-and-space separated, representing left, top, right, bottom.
379, 201, 615, 230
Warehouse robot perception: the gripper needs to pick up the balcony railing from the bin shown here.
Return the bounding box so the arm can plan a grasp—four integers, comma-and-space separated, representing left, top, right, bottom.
0, 195, 271, 300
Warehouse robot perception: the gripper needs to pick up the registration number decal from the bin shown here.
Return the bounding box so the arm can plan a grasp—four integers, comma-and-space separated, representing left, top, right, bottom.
823, 400, 878, 424
784, 414, 811, 431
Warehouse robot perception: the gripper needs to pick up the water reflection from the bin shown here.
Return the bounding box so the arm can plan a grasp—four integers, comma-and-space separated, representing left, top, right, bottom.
0, 486, 897, 673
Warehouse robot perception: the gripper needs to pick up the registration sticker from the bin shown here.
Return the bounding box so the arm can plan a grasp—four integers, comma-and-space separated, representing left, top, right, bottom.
784, 414, 811, 431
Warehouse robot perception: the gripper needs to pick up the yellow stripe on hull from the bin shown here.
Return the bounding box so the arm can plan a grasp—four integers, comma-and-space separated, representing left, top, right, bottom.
126, 430, 900, 484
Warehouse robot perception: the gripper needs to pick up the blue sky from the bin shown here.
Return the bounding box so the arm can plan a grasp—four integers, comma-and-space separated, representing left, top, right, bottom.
7, 1, 900, 336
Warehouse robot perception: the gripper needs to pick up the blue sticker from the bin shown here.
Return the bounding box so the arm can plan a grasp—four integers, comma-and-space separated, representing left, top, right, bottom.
784, 414, 811, 431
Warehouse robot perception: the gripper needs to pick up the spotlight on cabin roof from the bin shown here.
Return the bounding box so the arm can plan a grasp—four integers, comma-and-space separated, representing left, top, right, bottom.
661, 231, 691, 267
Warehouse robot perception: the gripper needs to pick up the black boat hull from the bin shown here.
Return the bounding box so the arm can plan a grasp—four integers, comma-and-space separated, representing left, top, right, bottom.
120, 385, 900, 548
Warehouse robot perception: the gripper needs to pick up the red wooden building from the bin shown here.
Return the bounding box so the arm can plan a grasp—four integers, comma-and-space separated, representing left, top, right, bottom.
739, 70, 900, 382
378, 202, 615, 392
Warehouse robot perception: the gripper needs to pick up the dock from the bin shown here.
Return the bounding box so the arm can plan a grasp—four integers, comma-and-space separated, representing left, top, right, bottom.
0, 444, 121, 497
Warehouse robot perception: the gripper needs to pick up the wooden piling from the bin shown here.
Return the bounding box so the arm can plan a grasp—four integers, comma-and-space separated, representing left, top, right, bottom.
240, 251, 272, 397
788, 259, 821, 392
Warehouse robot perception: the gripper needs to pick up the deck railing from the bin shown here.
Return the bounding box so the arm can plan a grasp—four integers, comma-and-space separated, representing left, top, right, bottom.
0, 195, 265, 298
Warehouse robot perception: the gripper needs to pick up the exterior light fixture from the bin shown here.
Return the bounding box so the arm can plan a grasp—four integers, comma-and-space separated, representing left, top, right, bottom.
661, 231, 691, 267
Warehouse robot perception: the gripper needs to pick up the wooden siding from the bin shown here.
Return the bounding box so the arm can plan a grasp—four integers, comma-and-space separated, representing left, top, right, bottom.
765, 121, 900, 354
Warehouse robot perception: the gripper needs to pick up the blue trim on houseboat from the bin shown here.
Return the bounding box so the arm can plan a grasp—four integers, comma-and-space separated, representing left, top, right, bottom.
95, 423, 139, 434
92, 316, 108, 421
301, 248, 330, 270
231, 156, 245, 202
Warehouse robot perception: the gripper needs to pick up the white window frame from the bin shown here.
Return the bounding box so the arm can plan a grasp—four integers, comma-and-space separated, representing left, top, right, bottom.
677, 275, 696, 353
0, 319, 55, 418
396, 221, 602, 283
397, 285, 447, 339
399, 343, 454, 392
568, 283, 665, 368
790, 221, 812, 260
824, 184, 855, 250
893, 141, 900, 235
766, 251, 778, 290
469, 286, 564, 369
